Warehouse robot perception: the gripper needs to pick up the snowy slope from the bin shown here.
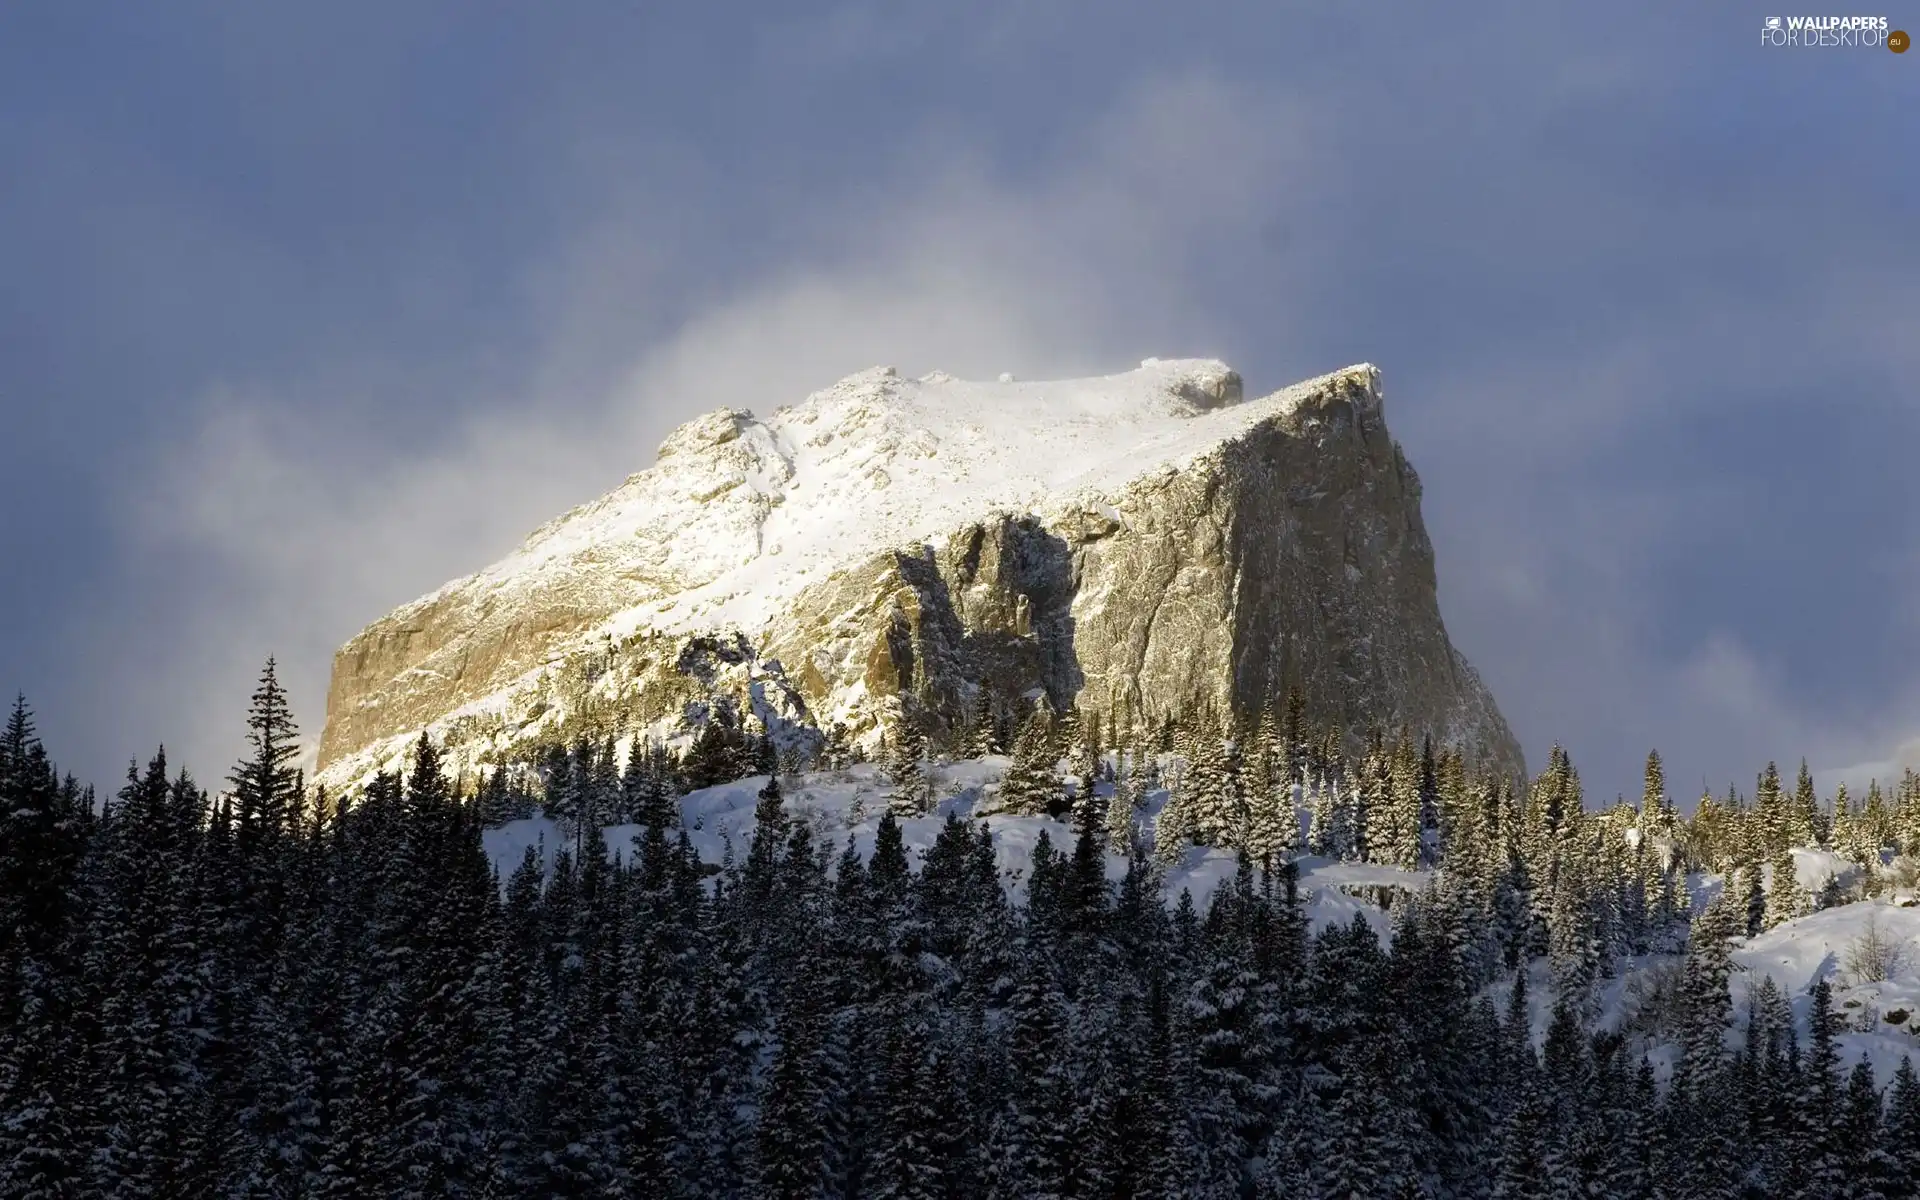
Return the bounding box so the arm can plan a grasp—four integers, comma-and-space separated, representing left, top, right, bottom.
1520, 895, 1920, 1087
482, 755, 1920, 1085
1731, 900, 1920, 1084
479, 754, 1425, 940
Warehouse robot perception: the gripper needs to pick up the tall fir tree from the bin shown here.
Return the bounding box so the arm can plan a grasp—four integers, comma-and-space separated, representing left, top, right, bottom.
885, 718, 932, 819
996, 702, 1063, 817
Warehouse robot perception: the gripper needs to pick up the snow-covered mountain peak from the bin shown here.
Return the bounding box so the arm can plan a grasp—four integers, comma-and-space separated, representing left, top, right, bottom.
431, 358, 1272, 631
788, 356, 1248, 427
318, 355, 1511, 790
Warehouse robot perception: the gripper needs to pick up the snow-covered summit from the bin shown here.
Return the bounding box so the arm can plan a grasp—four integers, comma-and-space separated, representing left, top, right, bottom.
413, 357, 1301, 638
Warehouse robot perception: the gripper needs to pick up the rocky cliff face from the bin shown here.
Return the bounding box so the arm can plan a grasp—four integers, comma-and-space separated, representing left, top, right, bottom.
315, 359, 1522, 790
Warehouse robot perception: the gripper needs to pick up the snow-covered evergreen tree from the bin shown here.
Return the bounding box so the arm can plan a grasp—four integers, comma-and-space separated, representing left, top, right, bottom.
1105, 754, 1146, 853
1765, 847, 1803, 929
996, 702, 1063, 817
1178, 712, 1243, 850
884, 718, 932, 819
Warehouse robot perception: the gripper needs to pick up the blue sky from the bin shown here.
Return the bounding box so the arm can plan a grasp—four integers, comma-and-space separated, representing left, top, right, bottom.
2, 3, 1916, 804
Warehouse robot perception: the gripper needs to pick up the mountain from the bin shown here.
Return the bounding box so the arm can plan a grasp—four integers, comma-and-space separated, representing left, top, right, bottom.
315, 358, 1522, 790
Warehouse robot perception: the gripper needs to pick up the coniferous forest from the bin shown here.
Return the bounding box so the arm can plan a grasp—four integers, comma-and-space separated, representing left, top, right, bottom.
7, 663, 1920, 1198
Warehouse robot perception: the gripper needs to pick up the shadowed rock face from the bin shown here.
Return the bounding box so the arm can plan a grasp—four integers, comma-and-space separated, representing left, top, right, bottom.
315, 362, 1522, 790
757, 370, 1518, 770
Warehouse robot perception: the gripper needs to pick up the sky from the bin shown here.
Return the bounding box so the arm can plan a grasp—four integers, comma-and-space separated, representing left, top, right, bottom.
1, 2, 1916, 807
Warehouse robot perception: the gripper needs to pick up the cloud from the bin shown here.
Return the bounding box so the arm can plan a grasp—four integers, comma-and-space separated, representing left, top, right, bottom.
96, 74, 1321, 787
1408, 314, 1920, 803
1824, 738, 1920, 796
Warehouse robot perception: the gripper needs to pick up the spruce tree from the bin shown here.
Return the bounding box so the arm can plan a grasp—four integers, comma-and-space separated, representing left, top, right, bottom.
963, 689, 1000, 759
1883, 1054, 1920, 1186
0, 696, 88, 999
984, 952, 1073, 1199
1179, 712, 1243, 850
1679, 894, 1739, 1082
1742, 863, 1767, 937
1242, 747, 1294, 866
996, 704, 1062, 817
1373, 733, 1425, 870
0, 699, 89, 1200
1802, 977, 1849, 1192
753, 986, 828, 1199
1185, 882, 1279, 1197
867, 1002, 945, 1200
84, 751, 213, 1195
1640, 748, 1675, 839
229, 658, 302, 852
1105, 755, 1145, 853
1765, 848, 1802, 928
885, 718, 931, 819
1795, 759, 1824, 849
1153, 783, 1197, 869
1842, 1055, 1898, 1195
1307, 771, 1342, 858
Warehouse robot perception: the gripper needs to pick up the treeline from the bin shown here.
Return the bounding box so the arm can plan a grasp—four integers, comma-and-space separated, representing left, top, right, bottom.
4, 665, 1920, 1197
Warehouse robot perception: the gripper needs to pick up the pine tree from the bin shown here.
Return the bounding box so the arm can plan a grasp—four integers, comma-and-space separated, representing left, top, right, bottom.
885, 718, 931, 819
1345, 745, 1376, 864
1640, 749, 1674, 840
1753, 760, 1788, 856
1071, 709, 1104, 794
1679, 894, 1739, 1082
1184, 881, 1280, 1198
867, 1002, 945, 1200
0, 698, 90, 1199
1803, 977, 1849, 1194
1307, 771, 1343, 858
1069, 752, 1106, 837
1180, 712, 1243, 850
1242, 757, 1293, 867
1831, 782, 1869, 866
1302, 912, 1412, 1199
1063, 997, 1123, 1200
1882, 1054, 1920, 1187
963, 690, 1000, 759
0, 697, 88, 986
1105, 754, 1145, 853
83, 751, 214, 1195
1741, 863, 1767, 937
229, 658, 303, 852
1491, 1042, 1551, 1198
1794, 759, 1825, 849
682, 700, 752, 791
753, 986, 827, 1199
1841, 1055, 1899, 1196
985, 952, 1074, 1200
996, 703, 1062, 817
1765, 847, 1802, 928
1546, 868, 1600, 1015
1372, 733, 1426, 870
1153, 781, 1197, 869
